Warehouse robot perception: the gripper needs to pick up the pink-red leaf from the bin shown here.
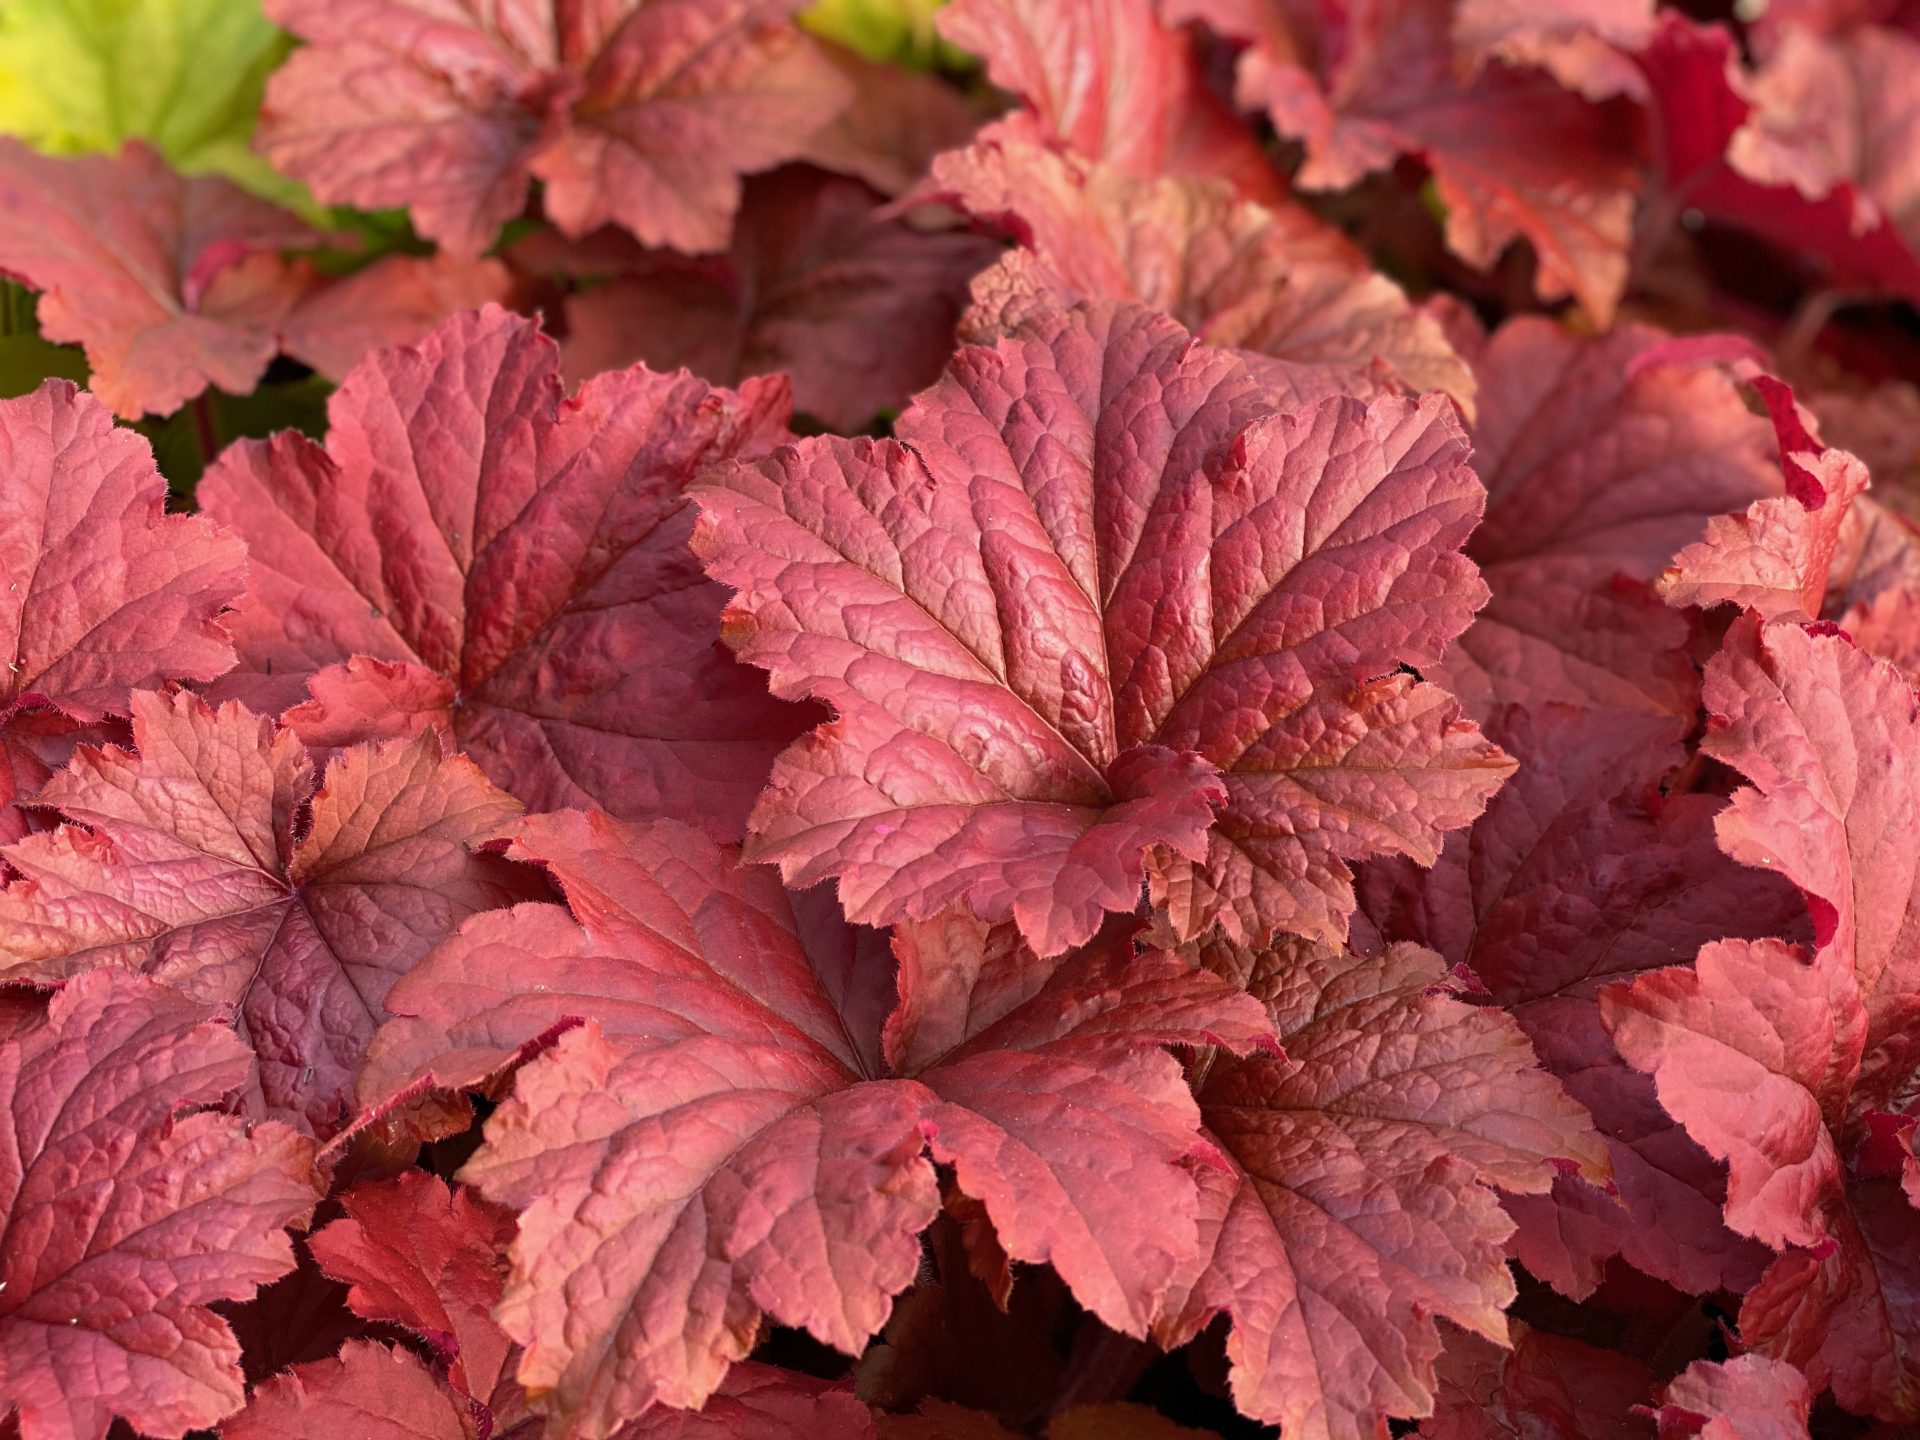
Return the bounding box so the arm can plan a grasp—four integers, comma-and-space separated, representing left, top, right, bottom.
0, 380, 245, 840
1176, 0, 1642, 321
259, 0, 851, 258
936, 0, 1282, 200
0, 690, 532, 1135
200, 306, 809, 843
0, 140, 509, 419
693, 302, 1507, 956
1650, 1355, 1814, 1440
924, 138, 1473, 406
308, 1170, 516, 1406
221, 1339, 476, 1440
0, 971, 319, 1440
364, 808, 1270, 1433
1155, 940, 1608, 1439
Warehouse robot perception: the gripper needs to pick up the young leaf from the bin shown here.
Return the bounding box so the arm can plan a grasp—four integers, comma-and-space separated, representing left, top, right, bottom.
308, 1171, 517, 1407
0, 971, 319, 1440
363, 808, 1272, 1433
1153, 941, 1608, 1439
0, 380, 245, 840
0, 690, 534, 1135
693, 302, 1508, 956
259, 0, 852, 259
200, 306, 811, 843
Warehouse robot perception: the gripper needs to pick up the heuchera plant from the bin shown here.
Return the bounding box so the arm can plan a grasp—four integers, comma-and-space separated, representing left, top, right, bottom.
4, 0, 1920, 1436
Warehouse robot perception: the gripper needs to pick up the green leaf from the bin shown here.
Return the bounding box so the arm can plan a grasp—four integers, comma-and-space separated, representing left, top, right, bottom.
0, 0, 308, 207
799, 0, 965, 68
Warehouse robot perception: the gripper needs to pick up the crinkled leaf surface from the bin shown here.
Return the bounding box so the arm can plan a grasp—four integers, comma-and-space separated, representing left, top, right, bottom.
925, 138, 1473, 405
693, 302, 1507, 956
0, 380, 244, 838
0, 0, 296, 201
309, 1170, 517, 1407
260, 0, 851, 259
538, 166, 998, 432
1430, 318, 1781, 718
1598, 616, 1920, 1419
0, 689, 532, 1135
0, 971, 319, 1440
1154, 940, 1607, 1440
0, 140, 511, 418
364, 808, 1271, 1434
1359, 703, 1798, 1298
1651, 1355, 1813, 1440
936, 0, 1283, 200
222, 1339, 477, 1440
1175, 0, 1642, 321
201, 306, 809, 844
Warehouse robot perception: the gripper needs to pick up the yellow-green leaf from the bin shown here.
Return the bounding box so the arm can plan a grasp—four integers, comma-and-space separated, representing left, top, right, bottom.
0, 0, 303, 204
799, 0, 965, 68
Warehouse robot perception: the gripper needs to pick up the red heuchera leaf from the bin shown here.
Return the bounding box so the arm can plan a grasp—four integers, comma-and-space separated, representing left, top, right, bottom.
1601, 617, 1920, 1418
0, 689, 533, 1135
0, 139, 511, 419
362, 808, 1273, 1433
1430, 318, 1780, 718
199, 306, 809, 843
1359, 703, 1797, 1299
1649, 1355, 1814, 1440
614, 1364, 878, 1440
1635, 16, 1920, 304
936, 0, 1283, 201
922, 137, 1475, 406
692, 302, 1508, 956
258, 0, 851, 259
528, 166, 999, 432
1660, 375, 1874, 621
1737, 1178, 1920, 1421
1453, 0, 1656, 100
1172, 0, 1642, 321
308, 1171, 517, 1408
1152, 939, 1608, 1438
1729, 24, 1920, 259
1422, 1322, 1656, 1440
0, 381, 245, 841
221, 1339, 476, 1440
0, 970, 320, 1440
